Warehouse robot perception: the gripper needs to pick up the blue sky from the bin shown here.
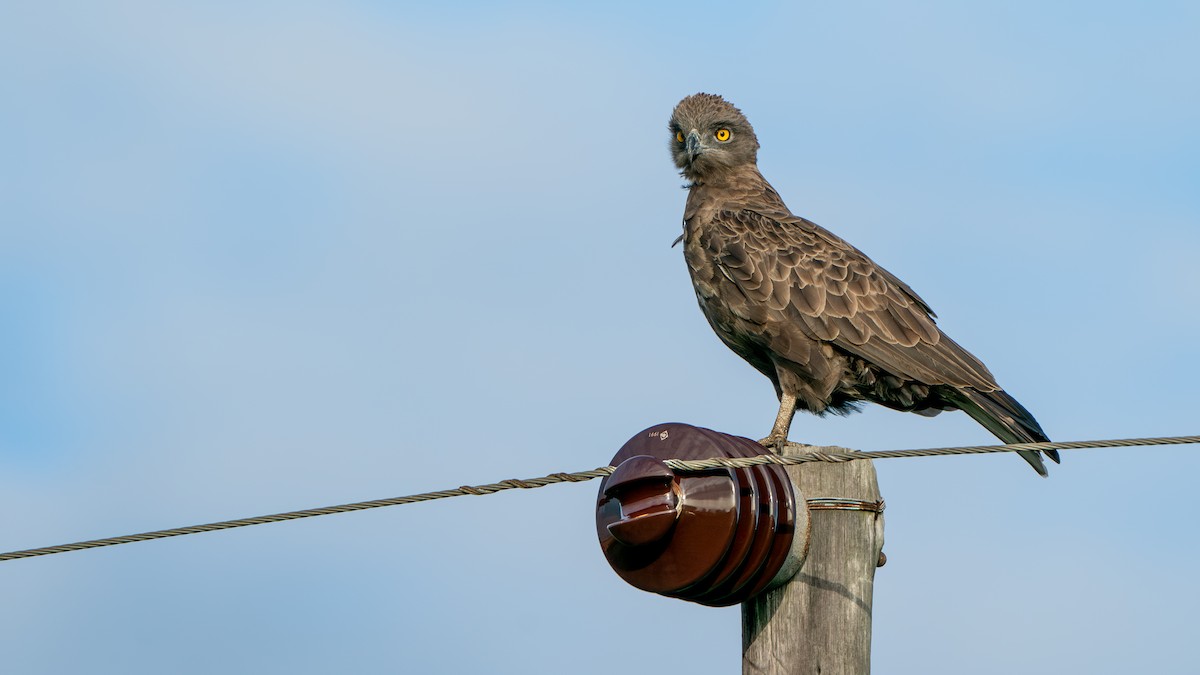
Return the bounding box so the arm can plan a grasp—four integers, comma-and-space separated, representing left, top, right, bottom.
2, 2, 1198, 673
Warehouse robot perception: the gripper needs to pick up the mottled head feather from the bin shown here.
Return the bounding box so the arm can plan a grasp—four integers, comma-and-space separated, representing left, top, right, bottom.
668, 93, 759, 181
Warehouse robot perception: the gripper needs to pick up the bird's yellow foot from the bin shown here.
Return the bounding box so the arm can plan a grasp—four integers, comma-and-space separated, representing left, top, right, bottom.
757, 434, 789, 454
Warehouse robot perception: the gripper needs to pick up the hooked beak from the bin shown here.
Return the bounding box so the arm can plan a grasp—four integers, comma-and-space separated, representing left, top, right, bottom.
685, 130, 704, 162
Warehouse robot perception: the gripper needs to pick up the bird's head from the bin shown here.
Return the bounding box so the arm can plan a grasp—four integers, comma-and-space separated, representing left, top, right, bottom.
669, 93, 759, 183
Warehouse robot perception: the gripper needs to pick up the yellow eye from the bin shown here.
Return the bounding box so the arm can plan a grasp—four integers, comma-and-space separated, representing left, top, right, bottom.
715, 128, 731, 142
675, 131, 684, 143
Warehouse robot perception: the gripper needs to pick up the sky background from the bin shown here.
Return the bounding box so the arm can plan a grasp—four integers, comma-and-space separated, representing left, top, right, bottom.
2, 2, 1198, 673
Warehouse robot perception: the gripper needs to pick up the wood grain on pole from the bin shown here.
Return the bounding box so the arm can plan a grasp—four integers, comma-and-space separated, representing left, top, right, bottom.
742, 444, 884, 675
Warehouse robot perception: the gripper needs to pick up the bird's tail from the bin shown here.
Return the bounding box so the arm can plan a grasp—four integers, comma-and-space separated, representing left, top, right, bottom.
948, 388, 1059, 477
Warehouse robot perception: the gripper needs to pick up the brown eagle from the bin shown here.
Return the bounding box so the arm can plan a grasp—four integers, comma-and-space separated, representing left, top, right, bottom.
669, 93, 1057, 475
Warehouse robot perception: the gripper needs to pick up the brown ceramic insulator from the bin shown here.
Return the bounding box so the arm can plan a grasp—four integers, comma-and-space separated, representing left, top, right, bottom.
596, 423, 806, 607
723, 433, 804, 601
602, 455, 680, 547
668, 456, 761, 603
737, 449, 800, 601
692, 430, 802, 606
597, 424, 739, 596
683, 426, 775, 605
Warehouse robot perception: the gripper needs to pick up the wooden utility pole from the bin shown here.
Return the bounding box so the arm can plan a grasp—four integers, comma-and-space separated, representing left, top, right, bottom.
742, 445, 884, 675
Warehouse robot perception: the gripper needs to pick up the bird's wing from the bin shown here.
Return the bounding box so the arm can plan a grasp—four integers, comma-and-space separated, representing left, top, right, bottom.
707, 209, 1000, 391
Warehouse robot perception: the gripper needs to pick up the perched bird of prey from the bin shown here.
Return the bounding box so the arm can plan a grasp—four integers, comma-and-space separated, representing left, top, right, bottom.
669, 93, 1058, 476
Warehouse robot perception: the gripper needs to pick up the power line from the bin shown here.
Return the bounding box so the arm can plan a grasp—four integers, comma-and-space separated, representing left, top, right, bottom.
2, 434, 1197, 563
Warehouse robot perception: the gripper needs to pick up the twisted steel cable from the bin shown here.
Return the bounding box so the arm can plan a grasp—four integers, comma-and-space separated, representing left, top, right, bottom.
2, 435, 1197, 563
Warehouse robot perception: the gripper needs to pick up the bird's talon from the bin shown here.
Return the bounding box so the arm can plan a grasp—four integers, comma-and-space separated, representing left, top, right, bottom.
757, 436, 789, 454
